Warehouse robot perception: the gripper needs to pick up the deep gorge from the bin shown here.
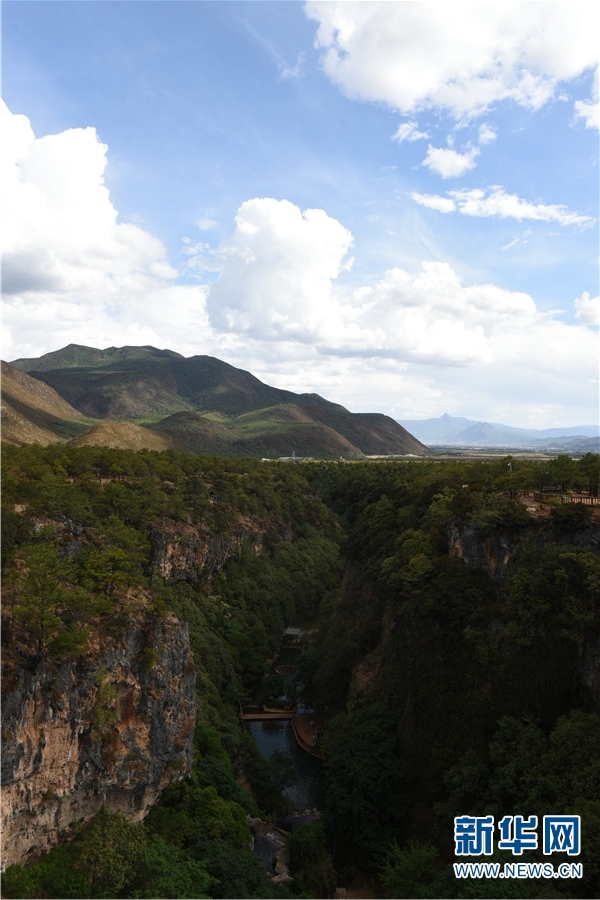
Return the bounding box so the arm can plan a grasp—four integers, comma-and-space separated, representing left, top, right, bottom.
1, 445, 599, 898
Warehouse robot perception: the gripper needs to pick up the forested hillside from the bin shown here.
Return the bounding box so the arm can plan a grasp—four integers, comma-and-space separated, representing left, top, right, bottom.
303, 456, 600, 897
1, 447, 599, 898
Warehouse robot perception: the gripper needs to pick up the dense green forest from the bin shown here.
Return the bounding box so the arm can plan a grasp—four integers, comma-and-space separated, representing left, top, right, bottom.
1, 446, 599, 898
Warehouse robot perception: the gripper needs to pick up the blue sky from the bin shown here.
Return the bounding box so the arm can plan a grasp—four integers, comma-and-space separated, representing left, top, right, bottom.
2, 1, 598, 428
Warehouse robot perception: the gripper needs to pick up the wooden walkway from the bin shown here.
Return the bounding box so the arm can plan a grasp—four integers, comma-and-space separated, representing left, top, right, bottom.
240, 708, 325, 758
531, 491, 599, 506
292, 713, 326, 760
241, 711, 294, 720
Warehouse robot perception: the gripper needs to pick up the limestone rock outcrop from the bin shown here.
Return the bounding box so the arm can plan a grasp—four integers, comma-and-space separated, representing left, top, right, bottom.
447, 521, 520, 577
1, 607, 196, 868
149, 516, 268, 583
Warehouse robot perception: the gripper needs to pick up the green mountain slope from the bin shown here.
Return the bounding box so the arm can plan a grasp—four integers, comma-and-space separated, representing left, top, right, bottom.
0, 361, 93, 445
11, 344, 296, 419
9, 344, 427, 458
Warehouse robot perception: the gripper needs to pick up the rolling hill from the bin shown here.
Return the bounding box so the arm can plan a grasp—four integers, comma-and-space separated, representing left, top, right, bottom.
0, 361, 93, 445
6, 345, 426, 458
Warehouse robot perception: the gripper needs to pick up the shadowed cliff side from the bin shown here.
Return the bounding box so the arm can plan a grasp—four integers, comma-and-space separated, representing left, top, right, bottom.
1, 605, 196, 869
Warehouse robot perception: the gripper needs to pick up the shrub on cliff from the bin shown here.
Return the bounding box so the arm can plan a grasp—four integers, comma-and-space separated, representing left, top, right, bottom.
1, 845, 87, 899
76, 806, 148, 897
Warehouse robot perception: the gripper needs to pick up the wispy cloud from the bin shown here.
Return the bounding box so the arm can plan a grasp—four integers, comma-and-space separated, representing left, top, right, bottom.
501, 229, 531, 250
478, 123, 498, 145
237, 13, 305, 81
575, 97, 600, 129
412, 187, 595, 226
574, 67, 599, 130
278, 53, 305, 80
575, 291, 600, 326
410, 192, 456, 213
195, 217, 217, 231
392, 121, 430, 143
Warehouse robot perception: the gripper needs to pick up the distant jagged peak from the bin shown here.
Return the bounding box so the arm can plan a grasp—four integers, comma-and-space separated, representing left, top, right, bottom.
398, 412, 599, 449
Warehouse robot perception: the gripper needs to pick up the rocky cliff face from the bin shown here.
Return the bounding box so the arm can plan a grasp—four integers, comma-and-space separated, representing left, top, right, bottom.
1, 607, 196, 869
0, 498, 293, 870
447, 521, 521, 577
149, 515, 270, 583
448, 513, 600, 578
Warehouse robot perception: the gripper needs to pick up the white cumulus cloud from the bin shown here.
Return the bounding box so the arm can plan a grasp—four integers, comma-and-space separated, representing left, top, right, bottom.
205, 198, 353, 342
201, 202, 552, 368
422, 144, 480, 178
1, 102, 177, 301
1, 104, 596, 429
342, 261, 542, 366
305, 1, 599, 121
0, 101, 213, 360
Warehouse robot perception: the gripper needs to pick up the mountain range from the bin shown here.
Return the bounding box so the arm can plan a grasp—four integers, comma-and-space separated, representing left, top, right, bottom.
3, 344, 426, 458
398, 413, 599, 452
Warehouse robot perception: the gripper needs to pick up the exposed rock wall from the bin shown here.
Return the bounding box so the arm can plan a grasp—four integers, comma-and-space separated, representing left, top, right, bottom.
1, 609, 196, 869
448, 513, 600, 578
149, 516, 273, 583
447, 521, 521, 577
0, 504, 292, 870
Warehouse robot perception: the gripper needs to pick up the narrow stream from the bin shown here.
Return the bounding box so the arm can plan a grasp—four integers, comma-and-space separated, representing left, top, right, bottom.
248, 640, 323, 875
248, 719, 323, 810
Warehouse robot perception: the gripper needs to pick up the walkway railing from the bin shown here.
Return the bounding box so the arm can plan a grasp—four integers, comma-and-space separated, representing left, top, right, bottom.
240, 705, 293, 720
292, 713, 326, 760
531, 491, 599, 506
